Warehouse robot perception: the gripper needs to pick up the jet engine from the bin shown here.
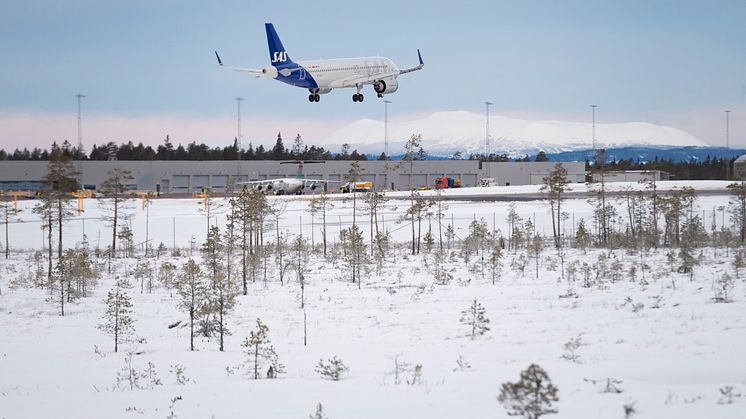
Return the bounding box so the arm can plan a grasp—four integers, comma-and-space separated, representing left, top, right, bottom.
373, 78, 399, 94
262, 67, 278, 78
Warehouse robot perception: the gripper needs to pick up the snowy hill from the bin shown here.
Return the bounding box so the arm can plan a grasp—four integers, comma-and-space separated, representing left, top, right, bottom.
324, 111, 707, 157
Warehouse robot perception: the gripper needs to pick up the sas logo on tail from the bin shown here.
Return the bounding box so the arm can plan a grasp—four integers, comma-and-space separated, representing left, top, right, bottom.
272, 51, 288, 63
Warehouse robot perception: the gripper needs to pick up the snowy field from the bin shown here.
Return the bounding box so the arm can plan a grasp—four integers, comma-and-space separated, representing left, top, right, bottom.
1, 181, 736, 251
1, 182, 745, 418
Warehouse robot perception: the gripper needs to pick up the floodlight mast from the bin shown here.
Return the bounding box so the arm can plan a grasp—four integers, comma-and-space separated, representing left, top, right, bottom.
485, 101, 493, 178
236, 97, 244, 177
76, 93, 85, 186
725, 109, 731, 180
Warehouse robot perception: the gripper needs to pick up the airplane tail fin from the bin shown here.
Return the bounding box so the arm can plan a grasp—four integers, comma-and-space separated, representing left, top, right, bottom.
265, 23, 295, 67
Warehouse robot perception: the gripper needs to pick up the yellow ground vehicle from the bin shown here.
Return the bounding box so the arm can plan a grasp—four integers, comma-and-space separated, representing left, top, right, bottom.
340, 181, 373, 193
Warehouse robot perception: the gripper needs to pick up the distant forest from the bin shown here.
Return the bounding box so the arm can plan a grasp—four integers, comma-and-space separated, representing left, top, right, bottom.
0, 133, 372, 162
1, 137, 737, 181
464, 150, 736, 181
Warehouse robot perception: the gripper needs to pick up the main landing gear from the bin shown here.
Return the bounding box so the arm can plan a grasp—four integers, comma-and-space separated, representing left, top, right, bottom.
308, 89, 321, 102
352, 84, 364, 102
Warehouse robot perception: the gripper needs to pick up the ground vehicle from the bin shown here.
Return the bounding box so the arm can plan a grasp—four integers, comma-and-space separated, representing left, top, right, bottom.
434, 177, 461, 189
339, 181, 373, 193
479, 177, 499, 187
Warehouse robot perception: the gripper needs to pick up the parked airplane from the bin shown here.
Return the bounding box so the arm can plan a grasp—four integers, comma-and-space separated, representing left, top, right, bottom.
215, 23, 423, 102
239, 178, 340, 195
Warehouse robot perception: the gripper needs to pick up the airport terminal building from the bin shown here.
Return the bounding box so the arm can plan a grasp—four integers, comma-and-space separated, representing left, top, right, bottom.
0, 160, 586, 194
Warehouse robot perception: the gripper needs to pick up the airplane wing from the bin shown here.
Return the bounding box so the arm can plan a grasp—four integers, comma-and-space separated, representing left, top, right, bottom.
214, 51, 264, 77
236, 178, 341, 186
329, 71, 400, 89
299, 178, 343, 184
236, 179, 275, 185
399, 49, 424, 75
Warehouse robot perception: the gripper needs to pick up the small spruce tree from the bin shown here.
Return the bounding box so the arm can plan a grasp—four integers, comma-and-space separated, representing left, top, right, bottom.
460, 298, 490, 339
316, 356, 349, 381
241, 318, 283, 379
497, 363, 559, 419
98, 278, 135, 352
309, 402, 328, 419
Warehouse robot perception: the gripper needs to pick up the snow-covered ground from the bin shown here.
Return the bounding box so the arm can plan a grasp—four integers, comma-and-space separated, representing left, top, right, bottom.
1, 184, 745, 418
2, 181, 735, 251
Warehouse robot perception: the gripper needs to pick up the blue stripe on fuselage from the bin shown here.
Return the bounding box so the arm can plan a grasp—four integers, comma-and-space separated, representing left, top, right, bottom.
274, 63, 318, 89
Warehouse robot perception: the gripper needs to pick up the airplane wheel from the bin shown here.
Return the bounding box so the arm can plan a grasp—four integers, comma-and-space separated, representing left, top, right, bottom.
308, 94, 315, 102
314, 94, 320, 102
358, 94, 364, 102
377, 93, 383, 98
352, 94, 359, 102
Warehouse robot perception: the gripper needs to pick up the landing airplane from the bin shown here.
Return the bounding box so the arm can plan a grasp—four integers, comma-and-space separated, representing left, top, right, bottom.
239, 178, 340, 195
215, 23, 423, 102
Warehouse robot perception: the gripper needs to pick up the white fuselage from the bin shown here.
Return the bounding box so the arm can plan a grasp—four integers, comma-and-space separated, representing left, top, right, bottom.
298, 57, 399, 90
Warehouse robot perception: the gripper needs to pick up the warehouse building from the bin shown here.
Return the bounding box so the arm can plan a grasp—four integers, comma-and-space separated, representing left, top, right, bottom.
0, 160, 587, 194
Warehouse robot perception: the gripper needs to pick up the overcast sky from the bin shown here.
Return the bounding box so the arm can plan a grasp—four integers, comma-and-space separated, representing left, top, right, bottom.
1, 0, 744, 151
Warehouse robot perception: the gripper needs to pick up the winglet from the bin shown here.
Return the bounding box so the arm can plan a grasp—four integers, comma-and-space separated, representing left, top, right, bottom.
215, 51, 223, 66
399, 49, 424, 75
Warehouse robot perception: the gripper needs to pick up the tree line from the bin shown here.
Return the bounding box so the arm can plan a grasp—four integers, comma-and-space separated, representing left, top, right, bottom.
0, 133, 369, 162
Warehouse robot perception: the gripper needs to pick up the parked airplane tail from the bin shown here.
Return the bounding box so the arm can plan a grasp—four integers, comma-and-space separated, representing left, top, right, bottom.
265, 23, 295, 67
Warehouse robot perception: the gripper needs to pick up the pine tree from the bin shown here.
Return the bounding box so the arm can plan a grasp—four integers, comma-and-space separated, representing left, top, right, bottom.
529, 235, 543, 279
32, 193, 55, 279
174, 259, 206, 351
404, 134, 423, 255
575, 219, 591, 252
201, 226, 235, 351
540, 163, 571, 248
309, 403, 328, 419
241, 318, 282, 379
98, 278, 135, 352
0, 193, 22, 259
98, 168, 134, 259
460, 298, 490, 338
489, 246, 503, 285
315, 356, 349, 381
727, 182, 746, 243
43, 147, 80, 262
497, 364, 559, 419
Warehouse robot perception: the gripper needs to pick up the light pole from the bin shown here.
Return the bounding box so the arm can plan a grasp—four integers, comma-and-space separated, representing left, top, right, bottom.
236, 97, 243, 178
590, 104, 598, 153
383, 100, 392, 159
726, 109, 731, 180
76, 94, 85, 187
384, 99, 392, 190
485, 101, 493, 157
485, 101, 493, 178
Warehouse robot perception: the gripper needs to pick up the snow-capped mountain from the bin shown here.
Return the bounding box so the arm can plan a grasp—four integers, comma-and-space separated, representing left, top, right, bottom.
323, 111, 707, 157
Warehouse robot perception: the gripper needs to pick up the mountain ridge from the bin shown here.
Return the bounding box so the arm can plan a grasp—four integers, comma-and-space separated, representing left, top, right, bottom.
324, 110, 708, 157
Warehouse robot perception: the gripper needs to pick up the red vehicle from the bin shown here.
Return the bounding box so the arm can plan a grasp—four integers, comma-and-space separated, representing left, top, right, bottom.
435, 177, 461, 189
